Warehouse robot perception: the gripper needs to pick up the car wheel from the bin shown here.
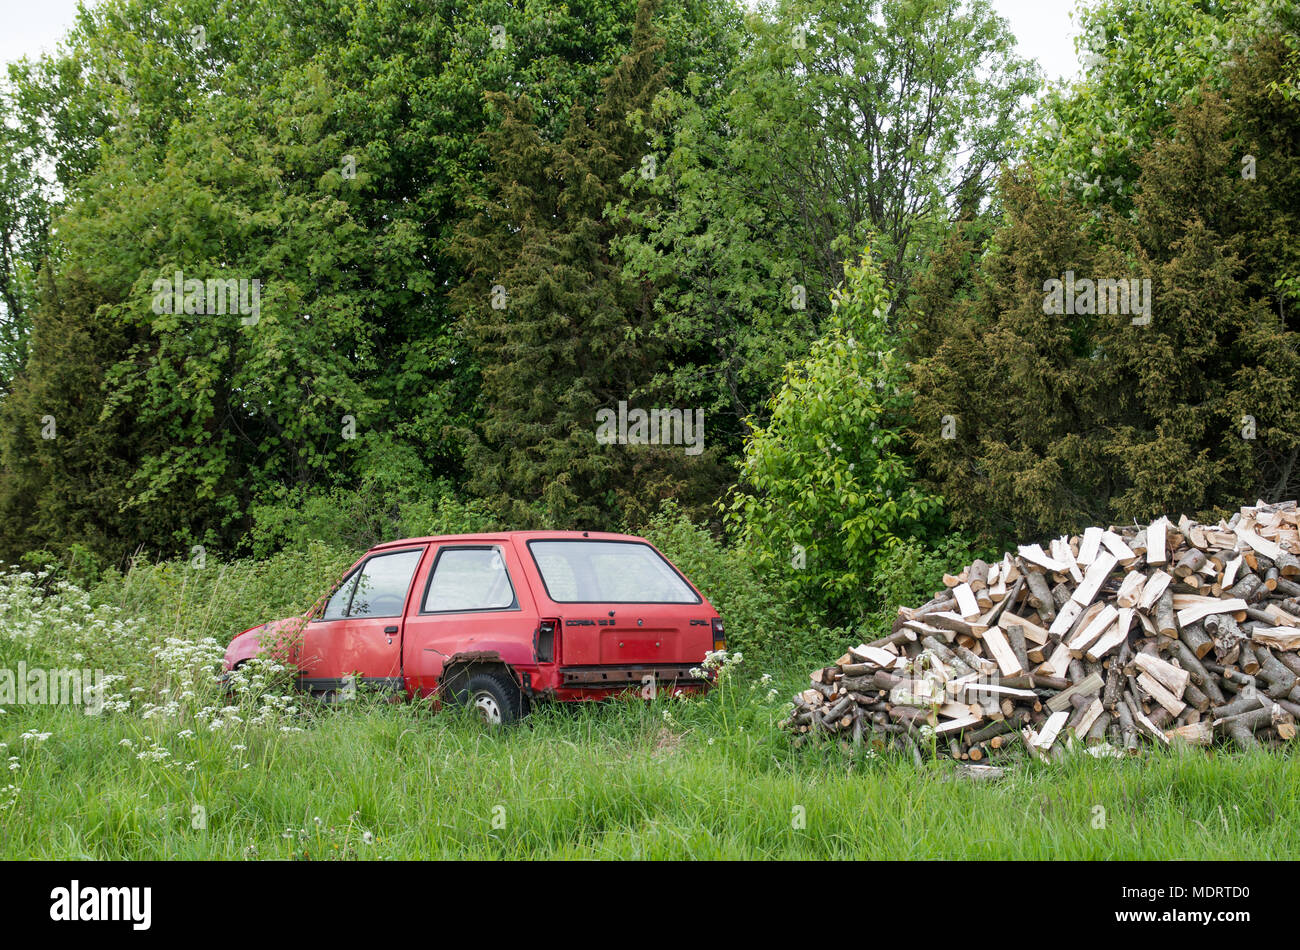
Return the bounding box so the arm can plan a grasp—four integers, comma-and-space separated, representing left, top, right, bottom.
464, 669, 529, 725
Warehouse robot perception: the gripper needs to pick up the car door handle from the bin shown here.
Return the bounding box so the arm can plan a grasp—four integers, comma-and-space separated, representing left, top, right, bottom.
384, 625, 399, 634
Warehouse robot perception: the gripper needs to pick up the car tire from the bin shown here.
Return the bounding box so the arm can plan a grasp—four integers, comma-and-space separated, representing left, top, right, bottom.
463, 669, 529, 725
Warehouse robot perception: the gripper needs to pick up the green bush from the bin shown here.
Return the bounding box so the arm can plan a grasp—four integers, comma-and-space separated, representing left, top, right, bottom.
858, 533, 993, 641
639, 502, 844, 667
247, 482, 512, 559
725, 250, 946, 628
396, 494, 506, 539
86, 543, 356, 648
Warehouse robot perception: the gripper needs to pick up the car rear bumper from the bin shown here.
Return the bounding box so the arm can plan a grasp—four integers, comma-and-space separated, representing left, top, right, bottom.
557, 664, 709, 687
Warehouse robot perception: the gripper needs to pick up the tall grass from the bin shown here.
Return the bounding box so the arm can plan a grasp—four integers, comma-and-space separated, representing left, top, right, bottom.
5, 688, 1298, 859
2, 554, 1299, 860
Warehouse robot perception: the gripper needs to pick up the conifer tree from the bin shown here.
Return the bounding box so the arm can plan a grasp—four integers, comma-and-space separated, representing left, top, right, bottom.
907, 27, 1300, 540
453, 0, 716, 528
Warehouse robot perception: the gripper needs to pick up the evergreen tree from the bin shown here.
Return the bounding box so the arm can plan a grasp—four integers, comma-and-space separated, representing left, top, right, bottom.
453, 0, 721, 528
907, 26, 1300, 541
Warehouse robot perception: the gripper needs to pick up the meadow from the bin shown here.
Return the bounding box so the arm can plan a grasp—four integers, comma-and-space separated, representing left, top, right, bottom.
2, 550, 1298, 861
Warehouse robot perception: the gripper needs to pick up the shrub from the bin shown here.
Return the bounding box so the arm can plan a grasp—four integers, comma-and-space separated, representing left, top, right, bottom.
858, 533, 993, 641
246, 482, 512, 558
725, 250, 946, 627
86, 543, 355, 649
639, 502, 841, 666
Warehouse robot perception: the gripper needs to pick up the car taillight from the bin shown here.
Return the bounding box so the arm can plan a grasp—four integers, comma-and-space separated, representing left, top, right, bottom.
536, 618, 560, 663
711, 617, 726, 652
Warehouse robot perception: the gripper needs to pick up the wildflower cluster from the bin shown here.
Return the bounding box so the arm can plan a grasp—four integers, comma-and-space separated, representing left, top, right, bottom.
277, 811, 380, 860
689, 649, 744, 682
0, 569, 310, 782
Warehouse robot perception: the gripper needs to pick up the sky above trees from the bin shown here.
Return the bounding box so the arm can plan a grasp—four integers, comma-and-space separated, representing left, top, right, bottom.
3, 0, 1083, 81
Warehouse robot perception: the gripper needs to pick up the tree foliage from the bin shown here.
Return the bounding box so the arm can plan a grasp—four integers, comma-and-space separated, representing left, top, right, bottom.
0, 0, 722, 559
1020, 0, 1284, 210
908, 26, 1300, 541
616, 0, 1039, 461
727, 250, 945, 624
451, 0, 729, 529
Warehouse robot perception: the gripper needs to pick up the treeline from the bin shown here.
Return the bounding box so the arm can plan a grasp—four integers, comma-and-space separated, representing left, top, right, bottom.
0, 0, 1296, 627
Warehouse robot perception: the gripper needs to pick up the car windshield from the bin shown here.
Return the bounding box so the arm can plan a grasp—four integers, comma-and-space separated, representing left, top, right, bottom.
527, 540, 699, 604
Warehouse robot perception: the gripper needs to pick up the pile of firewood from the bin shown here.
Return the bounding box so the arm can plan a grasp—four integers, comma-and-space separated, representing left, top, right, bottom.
783, 501, 1300, 761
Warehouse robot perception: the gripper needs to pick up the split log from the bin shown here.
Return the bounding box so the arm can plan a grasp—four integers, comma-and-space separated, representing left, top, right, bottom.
1072, 553, 1118, 607
1173, 548, 1207, 579
1179, 619, 1213, 659
1086, 710, 1113, 744
979, 625, 1023, 677
952, 583, 981, 619
1077, 526, 1104, 565
1253, 627, 1300, 651
1146, 517, 1168, 565
1177, 597, 1248, 628
1086, 607, 1133, 660
1132, 651, 1189, 698
1136, 672, 1186, 716
1003, 622, 1031, 672
1235, 527, 1283, 562
997, 612, 1050, 645
1137, 569, 1173, 611
1166, 721, 1213, 746
1116, 570, 1146, 608
1024, 570, 1056, 622
1046, 672, 1104, 713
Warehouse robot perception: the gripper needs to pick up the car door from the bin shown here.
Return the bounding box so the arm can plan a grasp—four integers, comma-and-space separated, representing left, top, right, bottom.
298, 546, 427, 694
402, 543, 539, 697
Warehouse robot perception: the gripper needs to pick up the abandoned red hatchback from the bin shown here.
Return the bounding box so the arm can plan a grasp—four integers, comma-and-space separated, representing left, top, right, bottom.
223, 531, 725, 722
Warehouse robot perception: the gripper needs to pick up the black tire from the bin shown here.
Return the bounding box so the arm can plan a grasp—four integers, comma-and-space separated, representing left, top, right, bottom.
462, 669, 529, 725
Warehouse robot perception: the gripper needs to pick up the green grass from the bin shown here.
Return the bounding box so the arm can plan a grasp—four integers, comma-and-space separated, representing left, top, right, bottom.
3, 685, 1299, 860
2, 557, 1299, 860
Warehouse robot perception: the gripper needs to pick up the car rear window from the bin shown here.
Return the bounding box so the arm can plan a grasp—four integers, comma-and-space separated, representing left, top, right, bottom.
527, 540, 700, 604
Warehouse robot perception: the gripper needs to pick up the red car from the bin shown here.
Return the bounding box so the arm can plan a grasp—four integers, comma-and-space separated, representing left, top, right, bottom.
223, 531, 725, 723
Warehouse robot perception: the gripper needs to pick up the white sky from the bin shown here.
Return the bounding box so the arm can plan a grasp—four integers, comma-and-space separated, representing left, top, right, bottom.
0, 0, 1084, 80
0, 0, 88, 68
991, 0, 1084, 83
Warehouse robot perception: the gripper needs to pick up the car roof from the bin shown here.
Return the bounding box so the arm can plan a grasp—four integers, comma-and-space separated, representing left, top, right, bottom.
368, 530, 647, 552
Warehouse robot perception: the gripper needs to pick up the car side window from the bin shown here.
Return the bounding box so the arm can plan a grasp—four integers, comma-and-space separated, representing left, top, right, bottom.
423, 547, 517, 612
348, 549, 423, 618
321, 571, 359, 621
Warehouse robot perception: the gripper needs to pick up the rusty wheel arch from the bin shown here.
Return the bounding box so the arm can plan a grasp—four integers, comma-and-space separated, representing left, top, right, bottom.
437, 650, 520, 700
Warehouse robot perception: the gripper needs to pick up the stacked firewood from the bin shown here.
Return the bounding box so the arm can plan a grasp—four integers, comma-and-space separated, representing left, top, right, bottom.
783, 501, 1300, 760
